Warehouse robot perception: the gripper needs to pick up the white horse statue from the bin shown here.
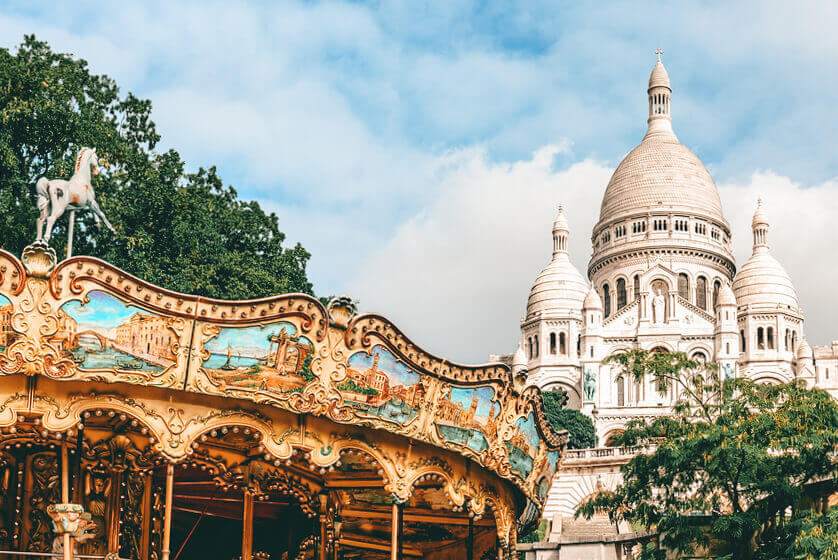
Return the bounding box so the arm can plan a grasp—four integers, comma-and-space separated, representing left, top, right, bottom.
36, 147, 114, 243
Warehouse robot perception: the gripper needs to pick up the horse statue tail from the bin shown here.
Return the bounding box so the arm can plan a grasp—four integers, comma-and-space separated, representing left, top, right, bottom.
36, 177, 50, 211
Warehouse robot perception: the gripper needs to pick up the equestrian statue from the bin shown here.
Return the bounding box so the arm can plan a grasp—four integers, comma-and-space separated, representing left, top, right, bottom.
35, 147, 114, 255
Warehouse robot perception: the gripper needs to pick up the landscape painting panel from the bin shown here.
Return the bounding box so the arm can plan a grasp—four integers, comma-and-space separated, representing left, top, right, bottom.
203, 322, 314, 393
0, 295, 13, 352
435, 385, 500, 453
60, 291, 174, 373
506, 412, 540, 479
342, 345, 424, 425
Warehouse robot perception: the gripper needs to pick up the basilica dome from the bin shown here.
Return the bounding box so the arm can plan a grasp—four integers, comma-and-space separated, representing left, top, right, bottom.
526, 206, 587, 317
598, 58, 725, 226
732, 201, 799, 310
588, 53, 735, 285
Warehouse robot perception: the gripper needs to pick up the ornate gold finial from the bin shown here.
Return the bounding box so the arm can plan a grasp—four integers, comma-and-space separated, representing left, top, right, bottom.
655, 48, 663, 62
326, 295, 357, 329
21, 241, 57, 278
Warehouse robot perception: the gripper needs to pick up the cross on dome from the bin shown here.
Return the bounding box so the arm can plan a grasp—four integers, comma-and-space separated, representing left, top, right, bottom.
655, 48, 663, 61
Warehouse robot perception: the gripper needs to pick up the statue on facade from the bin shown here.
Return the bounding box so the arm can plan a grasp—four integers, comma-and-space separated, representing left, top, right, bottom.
651, 287, 666, 324
723, 362, 735, 380
583, 369, 596, 401
35, 147, 114, 256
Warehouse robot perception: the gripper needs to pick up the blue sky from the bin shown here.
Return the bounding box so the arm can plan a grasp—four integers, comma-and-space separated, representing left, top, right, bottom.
63, 290, 151, 332
348, 345, 419, 387
205, 322, 298, 354
3, 1, 838, 361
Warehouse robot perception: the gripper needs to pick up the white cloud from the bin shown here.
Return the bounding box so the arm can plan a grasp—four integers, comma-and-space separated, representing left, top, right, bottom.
350, 148, 838, 364
348, 144, 611, 363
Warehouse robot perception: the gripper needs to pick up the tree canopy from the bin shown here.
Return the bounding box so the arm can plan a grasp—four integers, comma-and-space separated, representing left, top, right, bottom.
578, 349, 838, 560
541, 390, 597, 450
0, 35, 312, 299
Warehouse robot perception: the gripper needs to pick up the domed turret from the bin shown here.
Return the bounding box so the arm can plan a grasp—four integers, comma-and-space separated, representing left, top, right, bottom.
583, 286, 603, 310
716, 283, 736, 307
526, 205, 587, 318
733, 200, 800, 311
797, 337, 814, 361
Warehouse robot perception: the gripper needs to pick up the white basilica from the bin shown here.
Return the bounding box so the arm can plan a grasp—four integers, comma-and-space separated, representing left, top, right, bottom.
512, 53, 837, 446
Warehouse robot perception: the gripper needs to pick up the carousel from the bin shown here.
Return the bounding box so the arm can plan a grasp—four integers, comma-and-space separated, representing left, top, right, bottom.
0, 149, 566, 559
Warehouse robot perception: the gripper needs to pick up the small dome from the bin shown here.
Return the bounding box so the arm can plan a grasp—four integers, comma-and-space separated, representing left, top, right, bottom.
526, 255, 587, 317
583, 286, 603, 310
733, 201, 799, 311
648, 60, 671, 90
527, 205, 587, 318
733, 252, 799, 310
716, 283, 736, 307
512, 344, 527, 370
797, 337, 814, 361
553, 204, 569, 232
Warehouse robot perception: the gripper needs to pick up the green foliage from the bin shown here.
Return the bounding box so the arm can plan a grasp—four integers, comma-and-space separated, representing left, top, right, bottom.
298, 353, 315, 383
787, 507, 838, 560
541, 390, 596, 449
0, 36, 312, 299
336, 379, 378, 396
578, 349, 838, 560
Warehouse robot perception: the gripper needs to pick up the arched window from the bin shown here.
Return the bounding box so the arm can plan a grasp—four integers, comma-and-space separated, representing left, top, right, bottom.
603, 284, 611, 318
785, 329, 790, 351
712, 280, 721, 310
528, 337, 533, 359
549, 332, 557, 355
678, 273, 689, 301
792, 331, 797, 352
740, 330, 746, 352
617, 278, 627, 309
534, 335, 539, 357
696, 276, 707, 310
633, 274, 640, 300
757, 327, 765, 349
616, 376, 625, 407
577, 334, 581, 356
559, 332, 567, 355
767, 327, 774, 350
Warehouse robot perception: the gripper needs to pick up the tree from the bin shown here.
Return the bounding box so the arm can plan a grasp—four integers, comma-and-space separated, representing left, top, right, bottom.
0, 36, 312, 299
541, 390, 596, 449
577, 349, 838, 560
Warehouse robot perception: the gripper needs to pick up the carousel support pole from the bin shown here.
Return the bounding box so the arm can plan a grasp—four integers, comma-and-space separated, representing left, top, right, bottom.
73, 424, 85, 502
242, 489, 254, 560
61, 443, 72, 560
161, 464, 174, 560
319, 500, 327, 560
140, 471, 153, 560
390, 502, 403, 560
466, 513, 474, 560
107, 468, 124, 555
66, 210, 76, 259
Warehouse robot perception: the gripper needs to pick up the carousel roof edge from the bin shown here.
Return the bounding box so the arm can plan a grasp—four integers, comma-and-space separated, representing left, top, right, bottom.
0, 247, 568, 506
38, 252, 569, 451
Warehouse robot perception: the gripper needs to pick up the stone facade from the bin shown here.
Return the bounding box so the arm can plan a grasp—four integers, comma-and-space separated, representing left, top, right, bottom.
504, 53, 824, 525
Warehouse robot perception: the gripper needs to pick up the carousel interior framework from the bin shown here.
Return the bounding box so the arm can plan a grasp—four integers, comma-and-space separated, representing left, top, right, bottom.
0, 241, 566, 560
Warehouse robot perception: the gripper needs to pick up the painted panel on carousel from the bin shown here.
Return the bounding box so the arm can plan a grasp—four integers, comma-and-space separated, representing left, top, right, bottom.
60, 291, 175, 374
0, 294, 13, 353
506, 412, 540, 479
341, 345, 424, 425
535, 450, 561, 501
202, 322, 315, 393
434, 385, 500, 454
